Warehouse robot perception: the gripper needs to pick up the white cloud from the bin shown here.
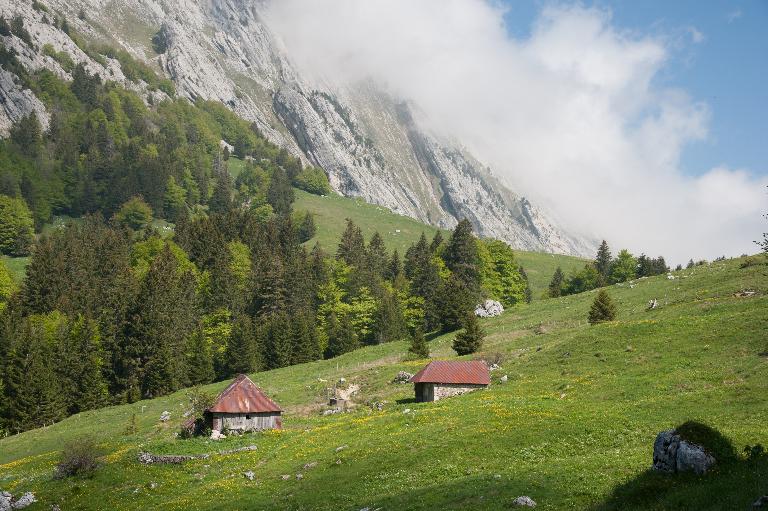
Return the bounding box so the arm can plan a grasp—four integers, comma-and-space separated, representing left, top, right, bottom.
687, 26, 705, 43
264, 0, 767, 262
727, 9, 743, 23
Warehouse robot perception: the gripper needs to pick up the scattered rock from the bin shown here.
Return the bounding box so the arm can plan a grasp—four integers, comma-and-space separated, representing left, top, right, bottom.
653, 430, 716, 475
403, 408, 411, 414
219, 445, 257, 455
335, 459, 342, 465
303, 461, 318, 470
210, 430, 226, 440
335, 445, 348, 452
500, 375, 508, 383
734, 290, 756, 298
137, 452, 208, 465
280, 474, 290, 480
536, 346, 542, 352
50, 505, 61, 511
475, 299, 504, 318
338, 378, 346, 384
159, 411, 170, 422
533, 324, 548, 335
488, 363, 501, 371
493, 474, 501, 479
392, 371, 414, 384
243, 471, 255, 481
512, 495, 536, 507
149, 482, 158, 490
753, 495, 768, 509
323, 408, 342, 416
647, 299, 658, 310
295, 473, 303, 480
369, 401, 385, 411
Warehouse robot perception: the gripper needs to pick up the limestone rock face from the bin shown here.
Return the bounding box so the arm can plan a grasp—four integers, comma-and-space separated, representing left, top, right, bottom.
475, 300, 504, 318
0, 0, 593, 256
652, 429, 716, 475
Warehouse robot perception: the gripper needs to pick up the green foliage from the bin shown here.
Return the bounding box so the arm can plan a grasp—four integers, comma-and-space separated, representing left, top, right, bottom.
408, 326, 429, 359
186, 331, 215, 386
443, 219, 480, 296
9, 113, 42, 158
588, 289, 617, 325
595, 240, 612, 284
565, 263, 600, 295
324, 313, 359, 359
548, 266, 565, 298
297, 212, 316, 243
610, 249, 637, 284
293, 166, 331, 195
10, 16, 32, 46
42, 43, 75, 72
452, 313, 484, 355
478, 239, 527, 307
113, 197, 153, 231
0, 195, 34, 256
163, 176, 187, 221
54, 437, 101, 479
0, 258, 16, 301
267, 167, 294, 216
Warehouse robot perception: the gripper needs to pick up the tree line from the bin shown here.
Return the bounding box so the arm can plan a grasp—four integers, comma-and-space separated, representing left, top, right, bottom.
548, 240, 669, 298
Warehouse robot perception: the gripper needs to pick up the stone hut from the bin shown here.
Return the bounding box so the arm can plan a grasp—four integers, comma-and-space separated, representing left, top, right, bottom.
410, 361, 490, 402
206, 374, 282, 432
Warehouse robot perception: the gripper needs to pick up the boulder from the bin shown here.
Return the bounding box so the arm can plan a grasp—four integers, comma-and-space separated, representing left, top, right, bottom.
652, 430, 716, 475
0, 491, 11, 511
243, 471, 255, 481
753, 495, 768, 509
512, 495, 536, 507
475, 300, 504, 318
210, 430, 226, 440
159, 411, 171, 422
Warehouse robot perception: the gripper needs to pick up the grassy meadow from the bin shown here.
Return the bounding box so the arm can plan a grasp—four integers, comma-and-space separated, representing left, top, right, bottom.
1, 256, 766, 510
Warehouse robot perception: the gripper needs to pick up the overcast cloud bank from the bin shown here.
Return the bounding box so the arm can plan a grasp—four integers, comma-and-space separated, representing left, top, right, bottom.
265, 0, 767, 262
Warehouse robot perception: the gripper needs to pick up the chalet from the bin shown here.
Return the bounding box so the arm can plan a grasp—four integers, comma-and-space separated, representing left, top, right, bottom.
410, 361, 490, 402
206, 374, 282, 432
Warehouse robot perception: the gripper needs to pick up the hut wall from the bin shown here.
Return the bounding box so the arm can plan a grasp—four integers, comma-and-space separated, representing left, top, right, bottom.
432, 383, 486, 401
213, 412, 281, 432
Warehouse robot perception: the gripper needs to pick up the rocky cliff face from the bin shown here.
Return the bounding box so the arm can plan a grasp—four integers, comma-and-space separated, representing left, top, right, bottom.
0, 0, 592, 255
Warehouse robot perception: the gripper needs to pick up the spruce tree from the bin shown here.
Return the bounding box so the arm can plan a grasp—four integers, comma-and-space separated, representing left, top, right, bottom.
595, 240, 612, 284
187, 330, 215, 385
435, 275, 475, 332
263, 311, 292, 369
429, 231, 444, 254
385, 250, 402, 282
548, 266, 565, 298
9, 113, 42, 158
225, 315, 257, 376
209, 171, 233, 214
61, 316, 108, 414
324, 313, 359, 358
372, 288, 407, 344
452, 313, 484, 355
290, 312, 321, 364
267, 166, 294, 216
443, 219, 480, 295
297, 212, 316, 243
337, 219, 366, 267
366, 232, 388, 280
408, 326, 429, 358
588, 289, 617, 325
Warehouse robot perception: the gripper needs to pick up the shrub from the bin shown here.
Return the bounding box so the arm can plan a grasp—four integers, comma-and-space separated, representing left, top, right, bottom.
452, 314, 484, 355
293, 167, 332, 195
55, 437, 101, 478
675, 420, 737, 463
113, 196, 153, 231
588, 289, 616, 325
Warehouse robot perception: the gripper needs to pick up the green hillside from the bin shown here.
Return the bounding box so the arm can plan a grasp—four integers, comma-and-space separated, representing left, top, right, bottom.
294, 189, 586, 298
1, 257, 766, 510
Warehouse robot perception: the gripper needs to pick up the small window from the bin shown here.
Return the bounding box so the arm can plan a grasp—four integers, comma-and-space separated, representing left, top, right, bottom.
246, 415, 251, 419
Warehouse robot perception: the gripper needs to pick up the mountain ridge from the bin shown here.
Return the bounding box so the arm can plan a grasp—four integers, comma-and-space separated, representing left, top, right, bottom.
0, 0, 594, 256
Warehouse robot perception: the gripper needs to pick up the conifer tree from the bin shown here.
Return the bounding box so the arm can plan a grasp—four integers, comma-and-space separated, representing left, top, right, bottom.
209, 171, 233, 214
297, 212, 316, 243
443, 219, 480, 295
435, 275, 475, 332
225, 315, 258, 376
519, 265, 532, 304
686, 259, 695, 269
588, 289, 617, 325
263, 311, 292, 369
9, 113, 42, 158
59, 316, 109, 414
324, 313, 359, 358
290, 312, 321, 364
187, 330, 215, 385
429, 231, 444, 254
385, 250, 402, 282
452, 313, 484, 355
408, 326, 429, 358
372, 287, 407, 344
595, 240, 612, 284
366, 232, 388, 280
267, 166, 294, 216
548, 266, 565, 298
337, 219, 366, 267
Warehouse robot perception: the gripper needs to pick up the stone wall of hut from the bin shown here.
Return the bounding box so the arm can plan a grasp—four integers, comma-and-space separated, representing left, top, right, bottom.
211, 412, 281, 432
415, 383, 486, 402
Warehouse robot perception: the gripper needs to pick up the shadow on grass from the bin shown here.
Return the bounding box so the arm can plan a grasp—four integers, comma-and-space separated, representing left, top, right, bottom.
593, 456, 768, 511
395, 397, 417, 405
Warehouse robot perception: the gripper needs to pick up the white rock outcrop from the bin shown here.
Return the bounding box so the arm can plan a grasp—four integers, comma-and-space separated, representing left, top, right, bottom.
475, 300, 504, 318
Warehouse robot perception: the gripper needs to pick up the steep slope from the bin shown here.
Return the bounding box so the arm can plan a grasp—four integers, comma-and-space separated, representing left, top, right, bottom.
1, 257, 766, 510
0, 0, 593, 256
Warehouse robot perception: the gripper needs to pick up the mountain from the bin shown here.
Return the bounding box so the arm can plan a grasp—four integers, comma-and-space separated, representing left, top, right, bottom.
0, 0, 593, 256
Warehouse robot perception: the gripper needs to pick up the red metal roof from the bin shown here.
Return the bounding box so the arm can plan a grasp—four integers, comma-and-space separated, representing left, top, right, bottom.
410, 361, 490, 385
207, 374, 282, 414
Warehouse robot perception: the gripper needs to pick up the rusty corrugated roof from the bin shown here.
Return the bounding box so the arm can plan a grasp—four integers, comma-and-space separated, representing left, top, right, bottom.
410, 360, 490, 385
207, 374, 282, 414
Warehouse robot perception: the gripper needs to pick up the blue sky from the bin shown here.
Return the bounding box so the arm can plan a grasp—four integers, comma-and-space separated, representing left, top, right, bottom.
502, 0, 768, 178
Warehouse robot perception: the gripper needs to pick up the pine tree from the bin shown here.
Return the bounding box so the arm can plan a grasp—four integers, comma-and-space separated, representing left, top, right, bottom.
337, 219, 366, 267
209, 171, 233, 214
588, 289, 617, 325
519, 265, 532, 304
443, 219, 480, 295
595, 240, 612, 284
225, 315, 258, 376
324, 313, 359, 358
263, 311, 292, 369
297, 212, 316, 243
408, 326, 429, 358
548, 266, 565, 298
452, 313, 484, 355
290, 313, 321, 364
384, 250, 402, 282
187, 330, 215, 385
267, 166, 294, 216
686, 259, 695, 269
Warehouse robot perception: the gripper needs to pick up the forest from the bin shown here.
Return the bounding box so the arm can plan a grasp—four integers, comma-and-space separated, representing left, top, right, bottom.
0, 54, 529, 435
